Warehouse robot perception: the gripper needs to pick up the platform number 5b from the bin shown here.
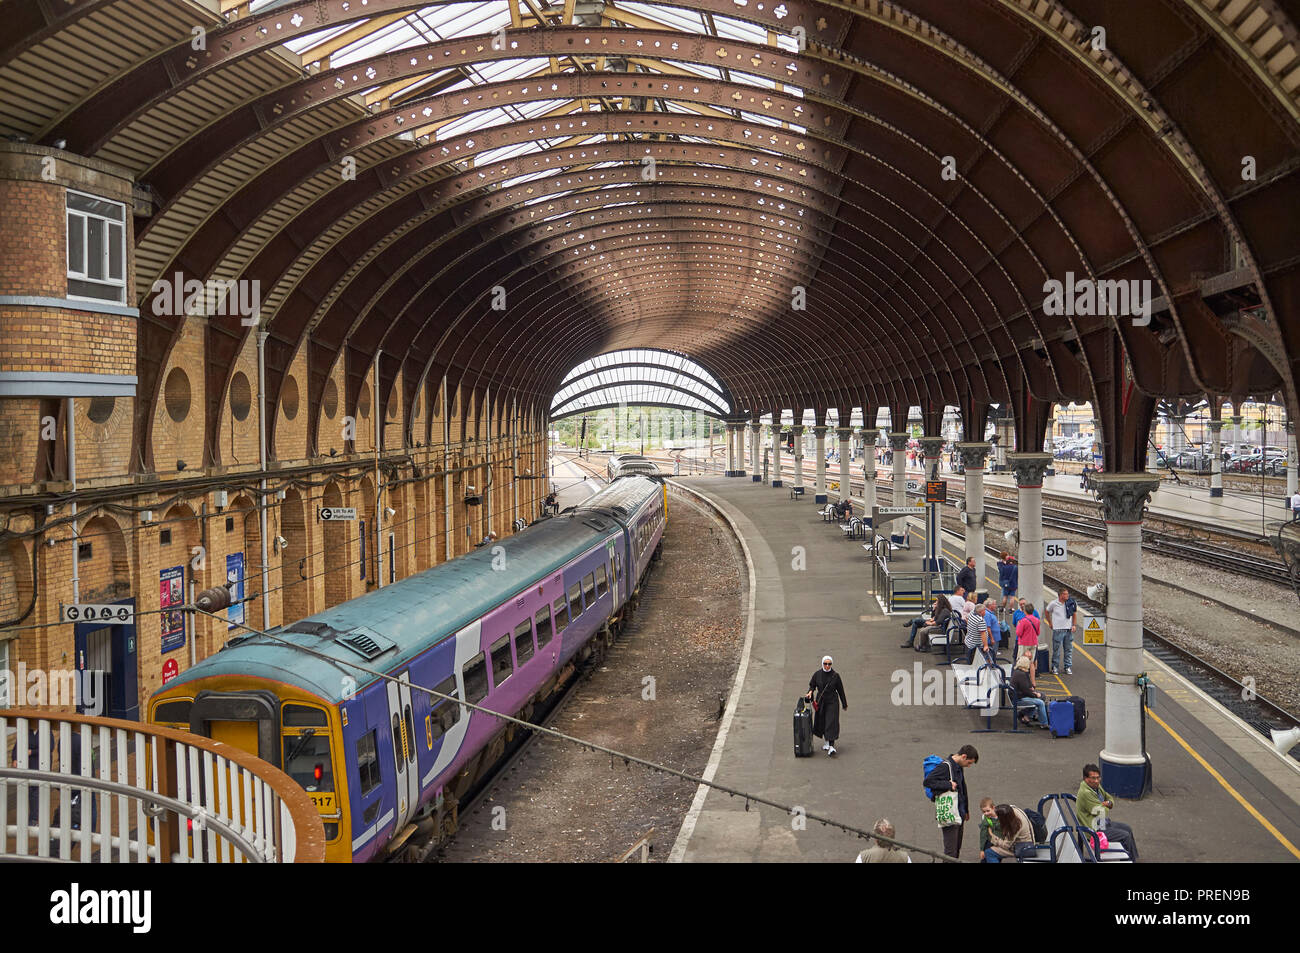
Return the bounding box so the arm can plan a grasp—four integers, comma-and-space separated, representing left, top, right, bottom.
1043, 539, 1068, 562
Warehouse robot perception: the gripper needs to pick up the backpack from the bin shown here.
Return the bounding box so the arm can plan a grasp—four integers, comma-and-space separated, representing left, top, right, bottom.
1023, 807, 1048, 844
922, 755, 945, 801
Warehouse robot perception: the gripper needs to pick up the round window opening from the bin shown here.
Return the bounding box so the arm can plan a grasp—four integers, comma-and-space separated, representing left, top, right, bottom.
322, 379, 338, 420
229, 372, 252, 422
164, 367, 191, 423
87, 397, 115, 424
358, 383, 371, 419
281, 375, 299, 420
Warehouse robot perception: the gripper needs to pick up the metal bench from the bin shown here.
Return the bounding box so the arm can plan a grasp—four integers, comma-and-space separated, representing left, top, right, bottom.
951, 651, 1012, 731
840, 516, 866, 539
1017, 794, 1132, 863
819, 503, 837, 522
789, 486, 806, 499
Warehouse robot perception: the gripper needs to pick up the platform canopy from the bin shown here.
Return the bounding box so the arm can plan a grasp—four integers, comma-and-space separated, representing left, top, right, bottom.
5, 0, 1299, 470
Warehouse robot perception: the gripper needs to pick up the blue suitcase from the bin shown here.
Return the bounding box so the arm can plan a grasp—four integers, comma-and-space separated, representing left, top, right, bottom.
1049, 700, 1075, 738
1036, 647, 1050, 674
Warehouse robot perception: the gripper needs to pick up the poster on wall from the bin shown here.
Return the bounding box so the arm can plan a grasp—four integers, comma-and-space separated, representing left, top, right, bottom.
226, 552, 245, 630
159, 564, 186, 654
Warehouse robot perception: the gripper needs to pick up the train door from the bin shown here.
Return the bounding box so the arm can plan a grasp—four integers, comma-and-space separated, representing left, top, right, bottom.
385, 671, 419, 831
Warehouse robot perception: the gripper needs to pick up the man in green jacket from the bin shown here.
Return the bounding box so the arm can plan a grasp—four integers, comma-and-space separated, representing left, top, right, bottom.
1077, 764, 1139, 861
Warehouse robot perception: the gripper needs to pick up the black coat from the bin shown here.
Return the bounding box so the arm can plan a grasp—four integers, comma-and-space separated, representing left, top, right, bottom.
956, 566, 977, 595
809, 668, 847, 742
923, 757, 969, 819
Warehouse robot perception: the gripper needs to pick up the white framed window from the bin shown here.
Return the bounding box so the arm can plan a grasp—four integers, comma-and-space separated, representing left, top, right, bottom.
0, 640, 10, 709
66, 189, 127, 304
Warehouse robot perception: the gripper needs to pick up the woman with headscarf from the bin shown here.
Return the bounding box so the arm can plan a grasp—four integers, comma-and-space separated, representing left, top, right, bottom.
806, 655, 848, 756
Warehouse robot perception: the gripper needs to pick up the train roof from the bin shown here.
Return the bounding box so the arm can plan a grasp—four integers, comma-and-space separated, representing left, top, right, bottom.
156, 477, 663, 704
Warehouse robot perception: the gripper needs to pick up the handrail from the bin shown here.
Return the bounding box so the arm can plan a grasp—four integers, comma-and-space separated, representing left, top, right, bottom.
1, 710, 325, 863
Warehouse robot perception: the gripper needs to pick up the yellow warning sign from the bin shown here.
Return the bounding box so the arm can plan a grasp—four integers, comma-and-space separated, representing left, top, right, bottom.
1083, 618, 1105, 645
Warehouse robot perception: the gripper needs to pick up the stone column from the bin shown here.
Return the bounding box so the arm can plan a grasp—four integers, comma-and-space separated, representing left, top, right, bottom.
723, 424, 735, 474
1008, 453, 1053, 629
1094, 472, 1161, 798
750, 422, 762, 482
1208, 418, 1224, 498
771, 424, 784, 488
1230, 414, 1243, 456
860, 429, 879, 526
1287, 420, 1297, 498
836, 428, 852, 503
957, 442, 991, 588
994, 415, 1014, 471
918, 436, 946, 570
1170, 416, 1186, 457
888, 432, 910, 543
792, 425, 806, 489
813, 425, 828, 502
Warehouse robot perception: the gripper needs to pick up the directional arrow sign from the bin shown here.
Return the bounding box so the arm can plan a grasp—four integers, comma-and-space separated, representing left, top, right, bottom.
876, 505, 926, 515
319, 507, 358, 521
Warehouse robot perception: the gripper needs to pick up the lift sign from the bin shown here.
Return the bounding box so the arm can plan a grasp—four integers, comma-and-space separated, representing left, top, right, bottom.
61, 603, 134, 624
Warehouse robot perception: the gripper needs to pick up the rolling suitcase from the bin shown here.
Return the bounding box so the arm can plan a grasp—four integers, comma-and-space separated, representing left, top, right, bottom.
794, 697, 814, 757
1035, 647, 1050, 674
1066, 694, 1087, 734
1049, 700, 1075, 738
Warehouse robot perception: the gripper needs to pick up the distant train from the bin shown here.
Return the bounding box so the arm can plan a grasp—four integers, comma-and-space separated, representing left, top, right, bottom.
148, 476, 668, 861
607, 452, 661, 481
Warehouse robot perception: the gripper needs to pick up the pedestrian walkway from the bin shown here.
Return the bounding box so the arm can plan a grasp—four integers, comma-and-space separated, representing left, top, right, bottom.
670, 476, 1300, 863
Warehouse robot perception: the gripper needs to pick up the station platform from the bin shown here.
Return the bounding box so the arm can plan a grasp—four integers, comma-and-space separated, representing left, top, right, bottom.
668, 476, 1300, 863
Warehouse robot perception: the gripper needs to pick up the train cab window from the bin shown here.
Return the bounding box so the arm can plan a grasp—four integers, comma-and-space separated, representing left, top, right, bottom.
595, 565, 608, 598
535, 605, 554, 648
582, 573, 596, 608
463, 652, 489, 705
567, 583, 582, 620
430, 676, 461, 741
490, 634, 513, 687
282, 726, 335, 796
514, 619, 535, 664
356, 730, 381, 795
283, 704, 328, 727
152, 699, 192, 727
552, 597, 569, 633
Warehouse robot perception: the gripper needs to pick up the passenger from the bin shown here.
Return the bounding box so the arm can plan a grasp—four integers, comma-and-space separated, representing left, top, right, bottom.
947, 585, 967, 615
805, 655, 848, 757
901, 593, 950, 650
1080, 463, 1093, 490
923, 744, 979, 860
984, 803, 1034, 863
1015, 603, 1042, 684
1010, 656, 1048, 727
1044, 588, 1078, 675
996, 552, 1018, 621
1291, 489, 1300, 521
982, 598, 1003, 649
977, 798, 1000, 857
855, 818, 911, 863
955, 556, 977, 599
1077, 764, 1140, 861
962, 601, 989, 664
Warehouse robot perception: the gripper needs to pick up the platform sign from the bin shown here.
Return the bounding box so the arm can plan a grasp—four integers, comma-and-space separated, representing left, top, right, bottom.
319, 506, 357, 521
1083, 618, 1106, 645
925, 480, 946, 504
1043, 539, 1069, 562
875, 505, 926, 515
905, 479, 920, 492
60, 603, 133, 624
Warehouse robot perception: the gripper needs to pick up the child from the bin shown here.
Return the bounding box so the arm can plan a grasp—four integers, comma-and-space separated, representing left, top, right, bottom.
978, 797, 1001, 857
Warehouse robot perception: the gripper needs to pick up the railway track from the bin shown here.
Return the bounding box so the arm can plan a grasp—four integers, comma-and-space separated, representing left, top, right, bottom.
654, 448, 1293, 588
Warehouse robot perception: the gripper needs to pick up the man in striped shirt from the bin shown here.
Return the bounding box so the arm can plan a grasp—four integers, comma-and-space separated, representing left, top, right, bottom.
963, 601, 989, 664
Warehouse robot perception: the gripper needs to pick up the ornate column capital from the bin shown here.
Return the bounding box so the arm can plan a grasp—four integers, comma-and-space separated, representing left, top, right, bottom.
791, 424, 805, 435
1006, 452, 1054, 488
812, 425, 828, 437
886, 431, 909, 451
1230, 415, 1243, 426
835, 427, 853, 441
1092, 472, 1162, 524
1206, 419, 1223, 433
955, 441, 992, 469
860, 428, 880, 443
749, 421, 762, 432
917, 436, 946, 458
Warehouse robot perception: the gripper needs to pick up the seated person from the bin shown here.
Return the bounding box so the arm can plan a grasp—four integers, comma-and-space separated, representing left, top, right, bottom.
901, 595, 951, 650
984, 803, 1034, 863
962, 602, 989, 664
1077, 764, 1140, 861
1010, 656, 1048, 727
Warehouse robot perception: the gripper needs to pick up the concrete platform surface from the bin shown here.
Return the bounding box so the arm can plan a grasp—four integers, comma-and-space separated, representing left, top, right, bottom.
670, 476, 1300, 863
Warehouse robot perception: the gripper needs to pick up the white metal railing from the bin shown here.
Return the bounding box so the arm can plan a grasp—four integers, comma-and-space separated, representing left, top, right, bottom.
1, 711, 324, 863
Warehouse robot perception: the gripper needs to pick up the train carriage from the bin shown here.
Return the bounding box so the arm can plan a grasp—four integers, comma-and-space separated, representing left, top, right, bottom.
149, 476, 667, 861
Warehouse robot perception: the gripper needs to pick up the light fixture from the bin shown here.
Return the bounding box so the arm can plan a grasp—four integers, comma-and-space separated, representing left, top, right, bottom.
176, 459, 187, 471
384, 506, 396, 519
1086, 583, 1107, 602
274, 535, 288, 552
1003, 528, 1019, 545
140, 510, 154, 525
